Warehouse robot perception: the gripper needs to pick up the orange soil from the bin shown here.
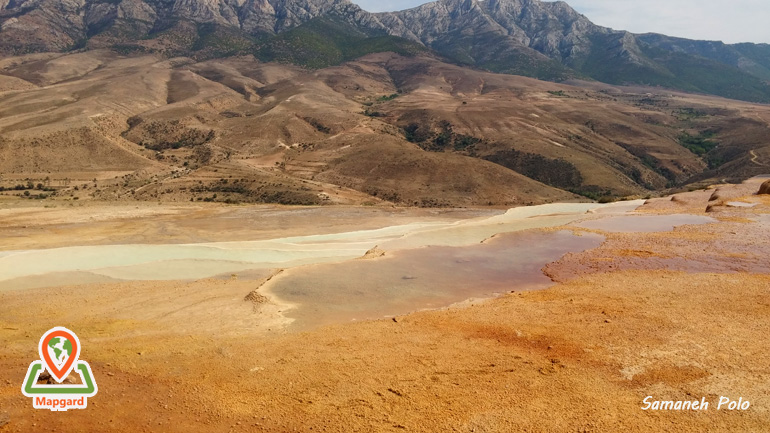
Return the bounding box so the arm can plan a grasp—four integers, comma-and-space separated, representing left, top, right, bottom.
1, 180, 769, 432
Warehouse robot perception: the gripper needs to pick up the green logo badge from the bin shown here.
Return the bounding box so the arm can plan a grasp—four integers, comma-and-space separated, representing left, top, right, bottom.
21, 327, 98, 411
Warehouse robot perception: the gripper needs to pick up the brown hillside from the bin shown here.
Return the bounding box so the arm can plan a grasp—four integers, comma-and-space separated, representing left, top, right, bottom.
1, 51, 769, 206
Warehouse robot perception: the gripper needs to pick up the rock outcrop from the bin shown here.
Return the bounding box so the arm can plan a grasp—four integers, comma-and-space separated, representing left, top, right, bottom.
759, 180, 770, 195
0, 0, 360, 53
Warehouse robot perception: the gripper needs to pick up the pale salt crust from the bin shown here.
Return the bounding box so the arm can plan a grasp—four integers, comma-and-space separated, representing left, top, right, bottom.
0, 201, 644, 286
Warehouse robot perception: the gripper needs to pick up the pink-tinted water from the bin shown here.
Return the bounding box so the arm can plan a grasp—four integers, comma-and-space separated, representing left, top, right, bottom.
267, 230, 604, 330
573, 214, 716, 232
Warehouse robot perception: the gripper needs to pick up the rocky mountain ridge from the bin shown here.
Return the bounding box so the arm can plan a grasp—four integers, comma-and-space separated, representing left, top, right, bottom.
1, 0, 769, 100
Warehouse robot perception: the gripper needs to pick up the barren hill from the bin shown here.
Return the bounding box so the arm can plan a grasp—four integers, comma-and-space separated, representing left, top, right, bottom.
1, 49, 769, 206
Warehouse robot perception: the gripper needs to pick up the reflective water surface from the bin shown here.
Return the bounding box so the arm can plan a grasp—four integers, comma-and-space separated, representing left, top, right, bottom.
265, 230, 605, 329
572, 214, 716, 233
0, 201, 654, 329
0, 202, 627, 287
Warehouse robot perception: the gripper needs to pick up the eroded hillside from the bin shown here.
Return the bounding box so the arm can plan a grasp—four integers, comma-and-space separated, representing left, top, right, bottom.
1, 50, 769, 206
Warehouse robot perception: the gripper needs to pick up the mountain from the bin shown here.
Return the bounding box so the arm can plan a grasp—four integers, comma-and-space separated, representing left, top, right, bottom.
377, 0, 770, 102
0, 0, 363, 52
376, 0, 596, 80
1, 0, 770, 102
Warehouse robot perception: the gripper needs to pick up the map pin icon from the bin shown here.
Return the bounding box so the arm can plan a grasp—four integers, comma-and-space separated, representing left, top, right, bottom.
38, 327, 81, 383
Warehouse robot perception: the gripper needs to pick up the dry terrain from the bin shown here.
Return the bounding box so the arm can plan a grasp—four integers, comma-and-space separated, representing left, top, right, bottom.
2, 3, 770, 431
0, 201, 497, 251
2, 51, 770, 208
0, 177, 769, 432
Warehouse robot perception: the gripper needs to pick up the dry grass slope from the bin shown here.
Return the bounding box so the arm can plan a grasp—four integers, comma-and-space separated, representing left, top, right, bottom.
2, 51, 770, 206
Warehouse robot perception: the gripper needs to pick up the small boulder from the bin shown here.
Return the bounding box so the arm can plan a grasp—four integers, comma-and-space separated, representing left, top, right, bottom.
244, 291, 269, 304
360, 245, 385, 259
758, 180, 770, 195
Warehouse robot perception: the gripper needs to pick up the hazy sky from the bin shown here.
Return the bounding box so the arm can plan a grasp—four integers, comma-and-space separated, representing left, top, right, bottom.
351, 0, 770, 44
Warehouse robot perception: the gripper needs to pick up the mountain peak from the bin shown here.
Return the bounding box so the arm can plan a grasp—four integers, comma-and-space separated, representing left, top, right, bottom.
2, 0, 769, 102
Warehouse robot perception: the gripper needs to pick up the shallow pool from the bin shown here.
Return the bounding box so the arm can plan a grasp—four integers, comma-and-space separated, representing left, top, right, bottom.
265, 230, 605, 329
572, 214, 716, 233
0, 201, 629, 286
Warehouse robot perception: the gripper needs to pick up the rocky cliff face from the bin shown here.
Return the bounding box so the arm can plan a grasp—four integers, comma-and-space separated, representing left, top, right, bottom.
1, 0, 769, 102
0, 0, 360, 52
0, 0, 630, 60
371, 0, 642, 80
375, 0, 673, 76
374, 0, 770, 100
377, 0, 604, 62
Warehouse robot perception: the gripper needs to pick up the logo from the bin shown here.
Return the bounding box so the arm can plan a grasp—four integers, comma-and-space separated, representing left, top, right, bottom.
21, 327, 98, 411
